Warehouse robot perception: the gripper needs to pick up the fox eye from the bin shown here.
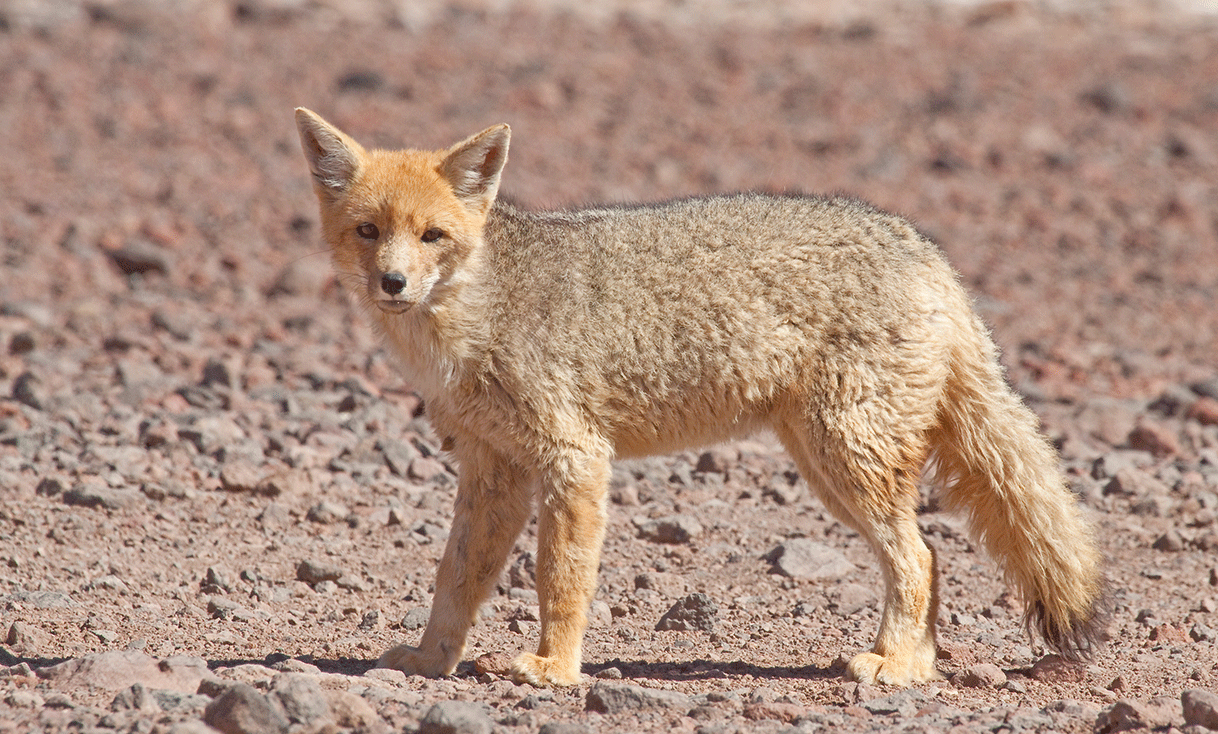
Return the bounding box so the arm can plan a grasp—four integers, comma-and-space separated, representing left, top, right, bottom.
421, 228, 444, 243
356, 222, 379, 240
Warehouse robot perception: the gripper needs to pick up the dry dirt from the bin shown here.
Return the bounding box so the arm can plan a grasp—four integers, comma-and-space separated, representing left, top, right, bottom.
2, 1, 1218, 732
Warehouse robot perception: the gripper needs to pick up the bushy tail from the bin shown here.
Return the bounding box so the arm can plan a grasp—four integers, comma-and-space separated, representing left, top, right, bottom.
929, 315, 1106, 659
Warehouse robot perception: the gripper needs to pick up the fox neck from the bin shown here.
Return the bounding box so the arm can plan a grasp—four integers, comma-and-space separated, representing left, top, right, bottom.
370, 248, 492, 402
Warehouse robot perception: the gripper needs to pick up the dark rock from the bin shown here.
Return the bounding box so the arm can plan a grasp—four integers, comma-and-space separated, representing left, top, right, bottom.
108, 240, 169, 276
63, 482, 140, 511
11, 371, 46, 410
1128, 421, 1181, 458
1081, 79, 1132, 114
694, 445, 739, 475
656, 593, 717, 631
633, 514, 703, 544
296, 559, 344, 585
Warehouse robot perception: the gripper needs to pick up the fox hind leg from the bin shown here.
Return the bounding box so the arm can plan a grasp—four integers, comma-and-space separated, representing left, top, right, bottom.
776, 418, 942, 686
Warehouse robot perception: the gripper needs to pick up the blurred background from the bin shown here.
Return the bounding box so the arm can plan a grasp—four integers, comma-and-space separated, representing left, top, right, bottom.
2, 0, 1217, 408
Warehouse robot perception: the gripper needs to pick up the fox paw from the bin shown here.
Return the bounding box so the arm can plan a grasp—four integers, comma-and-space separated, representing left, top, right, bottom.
509, 653, 582, 687
846, 651, 942, 686
377, 644, 452, 677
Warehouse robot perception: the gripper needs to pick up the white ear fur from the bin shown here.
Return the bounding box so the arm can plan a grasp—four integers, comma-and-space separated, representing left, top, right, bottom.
295, 108, 362, 196
439, 124, 511, 213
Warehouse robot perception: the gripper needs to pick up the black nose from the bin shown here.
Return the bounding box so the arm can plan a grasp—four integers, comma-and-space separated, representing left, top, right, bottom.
381, 272, 407, 296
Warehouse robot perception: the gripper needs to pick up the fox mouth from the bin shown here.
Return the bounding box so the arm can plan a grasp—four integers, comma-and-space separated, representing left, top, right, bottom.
375, 300, 413, 315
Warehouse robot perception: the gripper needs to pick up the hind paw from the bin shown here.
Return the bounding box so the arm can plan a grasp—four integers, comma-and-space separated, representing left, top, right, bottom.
846, 651, 942, 686
510, 653, 581, 687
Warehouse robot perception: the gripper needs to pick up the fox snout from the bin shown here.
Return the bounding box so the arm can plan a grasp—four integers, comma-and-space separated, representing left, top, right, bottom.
380, 271, 408, 297
370, 268, 418, 314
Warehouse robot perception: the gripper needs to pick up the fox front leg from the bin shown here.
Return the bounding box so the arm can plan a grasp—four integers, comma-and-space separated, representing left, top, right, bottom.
510, 452, 610, 687
379, 446, 532, 677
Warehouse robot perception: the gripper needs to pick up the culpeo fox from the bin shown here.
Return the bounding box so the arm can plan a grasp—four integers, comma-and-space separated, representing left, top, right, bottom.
294, 108, 1105, 687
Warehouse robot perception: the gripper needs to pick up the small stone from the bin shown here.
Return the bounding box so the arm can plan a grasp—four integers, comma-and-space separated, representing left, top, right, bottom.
207, 597, 252, 622
220, 463, 264, 493
474, 652, 513, 676
1152, 530, 1185, 552
63, 482, 140, 511
952, 663, 1007, 688
1182, 689, 1218, 729
418, 700, 494, 734
694, 446, 739, 475
767, 538, 854, 580
585, 681, 692, 713
11, 371, 47, 410
203, 682, 289, 734
324, 690, 378, 729
743, 702, 807, 722
1028, 654, 1084, 683
306, 500, 350, 524
1128, 421, 1180, 458
1103, 467, 1168, 498
271, 673, 331, 726
828, 583, 873, 617
656, 593, 718, 631
1094, 697, 1182, 733
295, 560, 343, 585
111, 682, 159, 713
400, 607, 430, 630
633, 515, 703, 544
201, 566, 234, 594
508, 551, 536, 589
861, 689, 928, 716
108, 241, 169, 276
1187, 397, 1218, 426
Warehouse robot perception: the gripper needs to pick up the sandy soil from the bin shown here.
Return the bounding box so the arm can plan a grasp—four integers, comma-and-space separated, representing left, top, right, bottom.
1, 1, 1217, 732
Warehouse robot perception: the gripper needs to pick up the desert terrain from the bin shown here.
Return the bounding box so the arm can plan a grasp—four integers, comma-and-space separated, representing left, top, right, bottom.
1, 1, 1217, 732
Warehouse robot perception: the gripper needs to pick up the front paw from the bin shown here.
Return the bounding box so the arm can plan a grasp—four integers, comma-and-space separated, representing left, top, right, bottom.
377, 644, 454, 677
509, 653, 582, 687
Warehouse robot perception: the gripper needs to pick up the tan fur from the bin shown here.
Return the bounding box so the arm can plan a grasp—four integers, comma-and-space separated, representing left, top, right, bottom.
294, 108, 1106, 687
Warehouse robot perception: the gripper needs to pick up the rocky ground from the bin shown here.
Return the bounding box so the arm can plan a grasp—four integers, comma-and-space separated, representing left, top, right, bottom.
2, 0, 1218, 732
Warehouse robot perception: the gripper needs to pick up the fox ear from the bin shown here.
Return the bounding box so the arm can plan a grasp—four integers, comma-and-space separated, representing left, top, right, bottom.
439, 124, 510, 213
295, 108, 363, 197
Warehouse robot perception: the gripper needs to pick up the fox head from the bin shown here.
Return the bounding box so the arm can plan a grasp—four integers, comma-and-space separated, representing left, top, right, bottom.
294, 108, 509, 315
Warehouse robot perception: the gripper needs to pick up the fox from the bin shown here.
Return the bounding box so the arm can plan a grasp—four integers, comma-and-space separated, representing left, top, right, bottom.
293, 107, 1105, 687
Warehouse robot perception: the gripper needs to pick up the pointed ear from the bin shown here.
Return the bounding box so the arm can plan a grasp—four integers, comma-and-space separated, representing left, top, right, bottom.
439, 124, 510, 213
295, 108, 364, 197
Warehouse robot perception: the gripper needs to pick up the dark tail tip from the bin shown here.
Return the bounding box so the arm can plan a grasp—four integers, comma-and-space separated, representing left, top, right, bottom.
1026, 580, 1111, 662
